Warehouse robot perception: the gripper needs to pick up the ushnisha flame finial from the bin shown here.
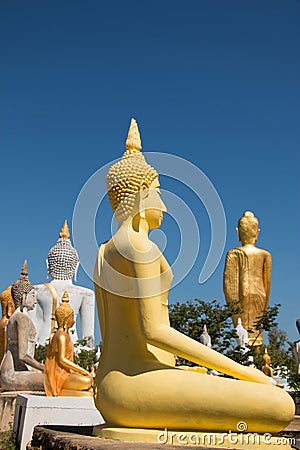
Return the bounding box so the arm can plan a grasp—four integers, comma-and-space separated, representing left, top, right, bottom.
62, 290, 69, 303
59, 220, 70, 239
21, 259, 28, 276
124, 118, 142, 156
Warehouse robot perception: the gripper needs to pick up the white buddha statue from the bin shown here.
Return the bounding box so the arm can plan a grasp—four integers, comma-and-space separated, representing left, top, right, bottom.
29, 221, 95, 348
235, 317, 249, 353
199, 324, 212, 348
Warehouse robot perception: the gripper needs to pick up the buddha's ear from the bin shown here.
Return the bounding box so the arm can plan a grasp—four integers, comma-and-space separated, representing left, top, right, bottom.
255, 228, 260, 241
139, 181, 149, 200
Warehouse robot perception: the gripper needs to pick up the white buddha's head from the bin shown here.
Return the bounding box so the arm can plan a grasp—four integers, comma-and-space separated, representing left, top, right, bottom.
47, 220, 79, 280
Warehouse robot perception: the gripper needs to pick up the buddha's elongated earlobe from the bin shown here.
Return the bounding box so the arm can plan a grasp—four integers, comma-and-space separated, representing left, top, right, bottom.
21, 293, 26, 312
46, 258, 50, 279
139, 182, 149, 219
139, 201, 146, 219
74, 262, 79, 282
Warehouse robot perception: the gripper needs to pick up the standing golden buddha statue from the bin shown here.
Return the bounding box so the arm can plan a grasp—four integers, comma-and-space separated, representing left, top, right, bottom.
0, 286, 15, 364
44, 291, 93, 397
223, 211, 272, 347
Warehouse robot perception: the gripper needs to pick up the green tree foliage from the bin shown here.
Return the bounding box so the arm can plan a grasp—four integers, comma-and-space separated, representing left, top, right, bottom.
169, 298, 241, 365
34, 339, 98, 373
74, 339, 98, 372
34, 343, 48, 364
169, 298, 300, 391
0, 423, 17, 450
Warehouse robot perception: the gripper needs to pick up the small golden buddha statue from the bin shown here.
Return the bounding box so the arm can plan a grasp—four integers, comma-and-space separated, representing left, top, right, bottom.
0, 286, 15, 364
223, 211, 272, 347
262, 348, 284, 388
44, 291, 93, 397
93, 119, 294, 439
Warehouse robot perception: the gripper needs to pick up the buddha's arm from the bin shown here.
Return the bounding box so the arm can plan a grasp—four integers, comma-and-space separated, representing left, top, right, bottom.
130, 259, 270, 385
263, 252, 272, 306
56, 333, 92, 377
80, 292, 95, 347
223, 250, 239, 304
17, 316, 44, 372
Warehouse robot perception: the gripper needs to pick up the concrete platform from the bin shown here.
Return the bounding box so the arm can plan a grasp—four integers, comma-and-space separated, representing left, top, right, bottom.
30, 425, 226, 449
29, 419, 300, 450
0, 390, 44, 431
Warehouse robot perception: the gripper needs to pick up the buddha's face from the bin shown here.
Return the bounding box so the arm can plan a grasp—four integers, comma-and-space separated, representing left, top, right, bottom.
23, 289, 37, 311
141, 178, 167, 230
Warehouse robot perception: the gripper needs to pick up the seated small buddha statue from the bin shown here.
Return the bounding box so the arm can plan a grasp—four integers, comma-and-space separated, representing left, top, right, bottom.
29, 220, 95, 348
262, 348, 284, 389
44, 291, 93, 397
0, 261, 44, 391
223, 211, 272, 347
93, 119, 294, 438
0, 286, 15, 364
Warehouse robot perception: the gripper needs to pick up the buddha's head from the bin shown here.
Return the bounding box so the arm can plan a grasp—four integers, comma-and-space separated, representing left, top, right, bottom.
55, 291, 75, 330
47, 220, 79, 280
0, 286, 15, 319
106, 119, 167, 229
11, 260, 36, 311
237, 211, 260, 245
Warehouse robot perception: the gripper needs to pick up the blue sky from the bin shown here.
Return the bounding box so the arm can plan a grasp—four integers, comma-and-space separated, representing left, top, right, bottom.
1, 1, 299, 345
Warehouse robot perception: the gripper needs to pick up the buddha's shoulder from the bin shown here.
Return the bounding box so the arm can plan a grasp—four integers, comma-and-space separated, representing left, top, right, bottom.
225, 248, 242, 258
34, 284, 52, 296
70, 285, 94, 297
101, 235, 162, 264
257, 247, 271, 257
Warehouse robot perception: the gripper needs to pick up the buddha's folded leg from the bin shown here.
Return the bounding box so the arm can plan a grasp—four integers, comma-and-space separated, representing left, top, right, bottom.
62, 373, 92, 391
0, 350, 44, 391
96, 369, 294, 434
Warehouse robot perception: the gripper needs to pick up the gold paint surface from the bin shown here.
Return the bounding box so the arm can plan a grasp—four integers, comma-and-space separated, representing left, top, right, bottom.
93, 122, 294, 436
224, 211, 272, 346
44, 291, 93, 397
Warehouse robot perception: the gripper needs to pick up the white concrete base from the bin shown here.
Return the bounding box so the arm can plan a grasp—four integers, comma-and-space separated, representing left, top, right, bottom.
13, 394, 104, 450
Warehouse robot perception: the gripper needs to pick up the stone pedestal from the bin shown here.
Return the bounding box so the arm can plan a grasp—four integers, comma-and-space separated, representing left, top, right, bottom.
0, 390, 44, 431
0, 391, 18, 431
13, 394, 104, 450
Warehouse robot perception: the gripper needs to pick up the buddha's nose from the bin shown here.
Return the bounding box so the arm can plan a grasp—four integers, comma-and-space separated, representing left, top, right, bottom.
161, 200, 167, 214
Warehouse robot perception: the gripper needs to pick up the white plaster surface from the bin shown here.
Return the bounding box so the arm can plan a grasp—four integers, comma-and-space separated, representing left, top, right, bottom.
13, 393, 104, 450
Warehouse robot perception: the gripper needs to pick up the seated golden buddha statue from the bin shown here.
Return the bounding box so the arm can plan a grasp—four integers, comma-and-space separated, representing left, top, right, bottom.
262, 348, 284, 389
44, 291, 93, 397
93, 119, 294, 437
223, 211, 272, 347
0, 286, 15, 364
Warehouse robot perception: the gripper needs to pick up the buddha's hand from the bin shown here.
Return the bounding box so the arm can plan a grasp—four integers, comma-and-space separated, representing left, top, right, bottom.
81, 368, 93, 378
241, 366, 273, 385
